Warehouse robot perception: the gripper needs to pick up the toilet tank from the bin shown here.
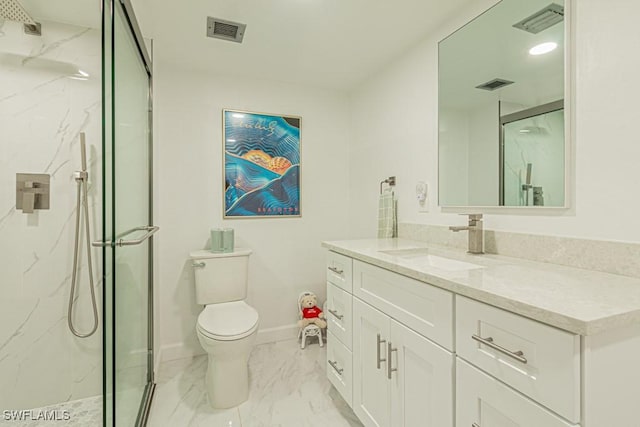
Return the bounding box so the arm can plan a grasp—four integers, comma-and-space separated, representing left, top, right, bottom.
190, 248, 252, 305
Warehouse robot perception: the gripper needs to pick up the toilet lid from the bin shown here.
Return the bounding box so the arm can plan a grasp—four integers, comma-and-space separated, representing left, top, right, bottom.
197, 301, 259, 341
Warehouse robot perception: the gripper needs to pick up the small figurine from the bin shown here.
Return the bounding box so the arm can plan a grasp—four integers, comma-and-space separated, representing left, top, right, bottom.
298, 293, 327, 329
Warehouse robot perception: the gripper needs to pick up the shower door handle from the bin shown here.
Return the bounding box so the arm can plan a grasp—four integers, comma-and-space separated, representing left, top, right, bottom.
92, 225, 159, 247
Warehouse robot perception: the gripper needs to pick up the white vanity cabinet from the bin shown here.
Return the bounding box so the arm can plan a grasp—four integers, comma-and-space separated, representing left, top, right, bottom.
456, 359, 578, 427
325, 247, 640, 427
326, 282, 352, 348
456, 296, 580, 423
352, 298, 454, 427
327, 255, 454, 427
325, 251, 354, 406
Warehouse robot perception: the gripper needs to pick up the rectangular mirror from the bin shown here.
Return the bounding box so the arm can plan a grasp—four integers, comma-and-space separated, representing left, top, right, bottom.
438, 0, 567, 207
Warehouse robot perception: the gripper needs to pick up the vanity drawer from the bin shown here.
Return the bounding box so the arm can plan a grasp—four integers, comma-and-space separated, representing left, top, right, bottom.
456, 296, 580, 423
353, 260, 453, 350
326, 251, 353, 292
327, 330, 353, 407
326, 282, 352, 350
456, 359, 579, 427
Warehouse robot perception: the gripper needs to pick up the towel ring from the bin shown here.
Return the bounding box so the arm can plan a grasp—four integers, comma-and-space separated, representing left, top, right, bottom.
380, 176, 396, 194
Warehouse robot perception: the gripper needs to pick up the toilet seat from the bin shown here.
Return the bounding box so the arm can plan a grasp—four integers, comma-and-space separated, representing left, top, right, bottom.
197, 301, 259, 341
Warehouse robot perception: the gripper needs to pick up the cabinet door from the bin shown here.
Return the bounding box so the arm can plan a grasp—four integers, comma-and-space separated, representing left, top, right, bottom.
456, 359, 578, 427
390, 319, 454, 427
327, 251, 353, 292
326, 282, 353, 350
353, 298, 391, 427
327, 330, 353, 407
456, 296, 580, 422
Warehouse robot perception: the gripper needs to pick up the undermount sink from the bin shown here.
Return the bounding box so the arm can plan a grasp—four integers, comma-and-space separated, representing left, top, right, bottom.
378, 248, 484, 272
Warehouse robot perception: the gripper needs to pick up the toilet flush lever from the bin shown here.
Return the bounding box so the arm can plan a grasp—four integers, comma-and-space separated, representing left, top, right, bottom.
192, 262, 205, 268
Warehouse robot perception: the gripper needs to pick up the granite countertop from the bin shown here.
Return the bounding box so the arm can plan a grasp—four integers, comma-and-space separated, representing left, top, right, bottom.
322, 238, 640, 336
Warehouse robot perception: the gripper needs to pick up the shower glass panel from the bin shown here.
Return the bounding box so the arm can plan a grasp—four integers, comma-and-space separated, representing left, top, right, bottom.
0, 0, 103, 423
103, 0, 155, 425
501, 107, 565, 206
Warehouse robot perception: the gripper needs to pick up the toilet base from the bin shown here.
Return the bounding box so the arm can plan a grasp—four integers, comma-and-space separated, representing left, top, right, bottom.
197, 326, 257, 409
205, 353, 250, 409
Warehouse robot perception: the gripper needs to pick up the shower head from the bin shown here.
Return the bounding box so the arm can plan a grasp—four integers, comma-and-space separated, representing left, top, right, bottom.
0, 0, 35, 24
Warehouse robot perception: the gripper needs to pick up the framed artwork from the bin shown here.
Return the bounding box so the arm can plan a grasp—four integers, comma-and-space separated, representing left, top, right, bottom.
223, 109, 301, 218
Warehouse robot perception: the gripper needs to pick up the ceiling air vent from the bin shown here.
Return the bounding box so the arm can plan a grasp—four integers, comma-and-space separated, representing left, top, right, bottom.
513, 3, 564, 34
207, 17, 246, 43
475, 78, 514, 91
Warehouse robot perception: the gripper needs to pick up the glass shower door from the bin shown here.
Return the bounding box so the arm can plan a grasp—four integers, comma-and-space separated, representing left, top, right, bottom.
500, 105, 565, 207
103, 0, 155, 425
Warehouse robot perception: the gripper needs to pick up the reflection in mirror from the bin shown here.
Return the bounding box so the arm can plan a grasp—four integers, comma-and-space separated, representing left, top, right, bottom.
438, 0, 566, 207
500, 100, 564, 206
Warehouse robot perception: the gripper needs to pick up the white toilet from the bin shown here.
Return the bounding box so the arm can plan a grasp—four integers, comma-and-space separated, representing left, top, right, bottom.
190, 248, 259, 409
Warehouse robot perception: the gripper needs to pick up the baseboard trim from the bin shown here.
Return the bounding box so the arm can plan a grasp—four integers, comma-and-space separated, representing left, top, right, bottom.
153, 347, 162, 377
255, 324, 299, 345
158, 324, 300, 365
160, 342, 206, 363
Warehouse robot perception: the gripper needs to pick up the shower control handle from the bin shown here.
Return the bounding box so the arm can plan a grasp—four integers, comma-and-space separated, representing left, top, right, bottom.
16, 173, 50, 213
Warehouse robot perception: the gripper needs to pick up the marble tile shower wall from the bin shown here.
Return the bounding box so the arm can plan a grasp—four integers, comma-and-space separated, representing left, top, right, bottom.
399, 223, 640, 278
0, 21, 102, 409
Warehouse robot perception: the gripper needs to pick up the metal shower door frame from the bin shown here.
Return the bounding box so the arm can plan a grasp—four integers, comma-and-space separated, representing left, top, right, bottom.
102, 0, 155, 425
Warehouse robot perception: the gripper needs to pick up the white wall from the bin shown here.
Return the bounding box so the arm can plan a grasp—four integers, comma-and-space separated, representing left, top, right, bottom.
438, 108, 469, 206
0, 21, 102, 408
349, 0, 640, 244
154, 63, 351, 359
439, 101, 498, 207
467, 102, 499, 206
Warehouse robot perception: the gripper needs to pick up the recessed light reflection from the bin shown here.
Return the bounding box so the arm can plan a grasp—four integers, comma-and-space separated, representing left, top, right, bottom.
69, 69, 90, 81
529, 42, 557, 56
232, 113, 245, 118
226, 139, 236, 143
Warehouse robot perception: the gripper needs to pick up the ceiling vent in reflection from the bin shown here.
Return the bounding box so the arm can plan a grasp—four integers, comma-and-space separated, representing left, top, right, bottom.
0, 0, 35, 24
513, 3, 564, 34
475, 78, 514, 91
207, 17, 246, 43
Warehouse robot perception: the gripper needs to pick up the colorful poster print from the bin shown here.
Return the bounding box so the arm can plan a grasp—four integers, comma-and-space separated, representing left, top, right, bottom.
223, 110, 301, 218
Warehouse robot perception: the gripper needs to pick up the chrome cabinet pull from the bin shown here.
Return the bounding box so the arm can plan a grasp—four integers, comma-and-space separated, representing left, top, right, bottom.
92, 225, 159, 247
387, 342, 397, 379
472, 334, 528, 364
328, 309, 343, 320
328, 266, 344, 275
376, 333, 386, 369
328, 359, 343, 375
192, 262, 205, 268
472, 423, 480, 427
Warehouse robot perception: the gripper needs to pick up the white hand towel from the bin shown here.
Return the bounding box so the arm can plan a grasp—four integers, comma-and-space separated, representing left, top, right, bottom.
377, 189, 397, 238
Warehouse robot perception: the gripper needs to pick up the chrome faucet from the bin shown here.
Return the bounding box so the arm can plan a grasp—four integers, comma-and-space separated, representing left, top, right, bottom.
449, 214, 484, 254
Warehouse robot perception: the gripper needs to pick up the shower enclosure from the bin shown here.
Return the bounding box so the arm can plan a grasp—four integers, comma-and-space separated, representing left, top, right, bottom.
0, 0, 155, 425
500, 101, 565, 207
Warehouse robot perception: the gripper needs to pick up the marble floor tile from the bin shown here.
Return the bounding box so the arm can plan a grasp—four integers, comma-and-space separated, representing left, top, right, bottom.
0, 395, 102, 427
148, 339, 362, 427
147, 356, 241, 427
